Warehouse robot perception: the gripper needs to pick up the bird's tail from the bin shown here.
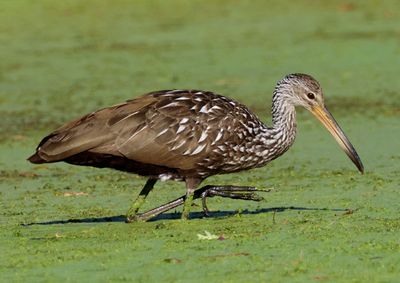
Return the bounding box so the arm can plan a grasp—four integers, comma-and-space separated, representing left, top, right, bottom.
27, 152, 46, 164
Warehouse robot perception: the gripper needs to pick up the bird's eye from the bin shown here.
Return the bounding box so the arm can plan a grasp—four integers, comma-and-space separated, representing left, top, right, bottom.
307, 93, 315, 100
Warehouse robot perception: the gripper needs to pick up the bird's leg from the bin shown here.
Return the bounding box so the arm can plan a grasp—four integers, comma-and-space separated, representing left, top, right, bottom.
126, 178, 157, 222
133, 185, 269, 222
133, 198, 185, 222
181, 178, 202, 220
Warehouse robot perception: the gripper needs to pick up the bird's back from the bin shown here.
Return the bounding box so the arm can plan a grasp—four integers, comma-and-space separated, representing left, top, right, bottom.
29, 90, 269, 179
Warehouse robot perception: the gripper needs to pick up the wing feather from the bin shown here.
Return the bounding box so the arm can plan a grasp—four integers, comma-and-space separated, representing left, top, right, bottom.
33, 90, 256, 174
114, 91, 227, 170
35, 95, 157, 162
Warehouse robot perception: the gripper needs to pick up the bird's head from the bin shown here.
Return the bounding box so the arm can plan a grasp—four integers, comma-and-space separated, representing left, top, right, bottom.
275, 73, 364, 173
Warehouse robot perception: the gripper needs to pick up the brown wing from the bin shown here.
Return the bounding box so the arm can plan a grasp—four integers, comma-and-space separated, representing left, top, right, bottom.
109, 90, 235, 170
30, 89, 255, 172
31, 94, 158, 162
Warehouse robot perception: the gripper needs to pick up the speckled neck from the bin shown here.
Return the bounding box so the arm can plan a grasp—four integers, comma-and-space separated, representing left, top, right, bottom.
268, 88, 297, 157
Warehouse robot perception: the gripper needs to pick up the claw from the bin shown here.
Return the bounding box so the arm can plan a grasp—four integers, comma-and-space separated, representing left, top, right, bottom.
199, 186, 271, 216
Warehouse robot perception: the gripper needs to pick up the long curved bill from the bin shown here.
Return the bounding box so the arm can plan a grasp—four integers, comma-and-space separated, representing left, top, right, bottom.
311, 105, 364, 173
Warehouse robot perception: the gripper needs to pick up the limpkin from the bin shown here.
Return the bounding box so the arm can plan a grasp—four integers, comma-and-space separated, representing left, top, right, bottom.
28, 73, 364, 221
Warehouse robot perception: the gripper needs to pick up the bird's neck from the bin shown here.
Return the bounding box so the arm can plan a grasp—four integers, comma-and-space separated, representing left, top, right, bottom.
271, 93, 297, 134
262, 91, 297, 159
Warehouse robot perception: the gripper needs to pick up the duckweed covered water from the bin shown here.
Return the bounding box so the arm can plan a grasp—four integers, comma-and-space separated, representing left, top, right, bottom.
1, 1, 399, 282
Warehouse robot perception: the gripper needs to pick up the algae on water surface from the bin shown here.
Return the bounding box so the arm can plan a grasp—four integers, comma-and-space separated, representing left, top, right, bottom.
1, 1, 400, 282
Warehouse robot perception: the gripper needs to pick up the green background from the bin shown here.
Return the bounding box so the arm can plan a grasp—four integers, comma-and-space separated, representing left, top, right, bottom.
1, 1, 399, 282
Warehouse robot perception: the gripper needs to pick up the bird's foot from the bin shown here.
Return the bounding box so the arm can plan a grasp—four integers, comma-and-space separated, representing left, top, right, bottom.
126, 185, 271, 222
196, 185, 271, 216
125, 214, 147, 223
125, 178, 157, 223
126, 197, 185, 222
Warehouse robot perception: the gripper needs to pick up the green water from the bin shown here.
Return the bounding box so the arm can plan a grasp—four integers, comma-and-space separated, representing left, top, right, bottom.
1, 1, 399, 282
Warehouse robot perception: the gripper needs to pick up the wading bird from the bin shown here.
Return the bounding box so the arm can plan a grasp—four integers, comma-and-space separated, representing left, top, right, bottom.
28, 74, 364, 222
